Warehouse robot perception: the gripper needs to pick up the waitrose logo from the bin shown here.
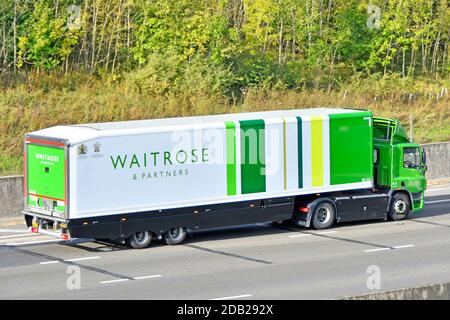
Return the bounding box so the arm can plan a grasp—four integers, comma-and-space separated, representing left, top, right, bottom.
110, 148, 209, 169
35, 153, 59, 163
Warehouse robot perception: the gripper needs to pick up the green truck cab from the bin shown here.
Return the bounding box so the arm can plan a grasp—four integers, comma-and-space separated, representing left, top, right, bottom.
293, 115, 427, 230
373, 117, 427, 218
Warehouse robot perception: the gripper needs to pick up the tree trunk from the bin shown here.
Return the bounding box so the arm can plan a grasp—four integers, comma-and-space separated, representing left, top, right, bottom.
126, 0, 131, 65
13, 0, 17, 73
91, 0, 99, 71
431, 31, 441, 77
278, 17, 283, 65
402, 48, 406, 78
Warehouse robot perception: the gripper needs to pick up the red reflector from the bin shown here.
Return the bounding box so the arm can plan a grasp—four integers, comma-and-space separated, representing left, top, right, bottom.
31, 227, 38, 233
298, 207, 310, 213
60, 233, 70, 240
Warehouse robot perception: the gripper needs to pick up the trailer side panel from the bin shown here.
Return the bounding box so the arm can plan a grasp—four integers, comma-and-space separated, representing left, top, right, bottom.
67, 110, 372, 219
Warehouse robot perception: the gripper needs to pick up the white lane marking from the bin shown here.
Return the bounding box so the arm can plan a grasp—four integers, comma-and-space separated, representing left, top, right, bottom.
40, 256, 101, 265
0, 233, 33, 240
365, 248, 391, 253
40, 261, 59, 265
317, 231, 338, 235
100, 275, 162, 284
210, 294, 253, 300
5, 239, 61, 246
133, 275, 162, 280
365, 244, 415, 253
0, 229, 29, 233
426, 199, 450, 204
66, 256, 100, 263
288, 234, 312, 238
100, 279, 129, 284
393, 244, 415, 249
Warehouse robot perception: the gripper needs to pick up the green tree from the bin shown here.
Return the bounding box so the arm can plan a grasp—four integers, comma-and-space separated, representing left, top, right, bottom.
17, 0, 79, 70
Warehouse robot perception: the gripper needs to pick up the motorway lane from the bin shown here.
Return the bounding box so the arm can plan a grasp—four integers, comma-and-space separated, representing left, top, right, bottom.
0, 188, 449, 299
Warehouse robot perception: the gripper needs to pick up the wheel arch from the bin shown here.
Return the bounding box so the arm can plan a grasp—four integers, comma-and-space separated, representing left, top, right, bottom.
301, 197, 338, 228
388, 189, 413, 211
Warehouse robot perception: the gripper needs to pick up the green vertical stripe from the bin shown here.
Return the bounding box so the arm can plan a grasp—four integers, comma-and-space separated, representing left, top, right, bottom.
329, 112, 373, 185
296, 116, 303, 188
240, 119, 266, 194
311, 115, 324, 186
282, 118, 287, 190
225, 121, 237, 196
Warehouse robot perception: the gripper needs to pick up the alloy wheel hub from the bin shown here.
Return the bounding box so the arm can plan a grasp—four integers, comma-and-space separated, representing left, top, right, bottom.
394, 200, 407, 214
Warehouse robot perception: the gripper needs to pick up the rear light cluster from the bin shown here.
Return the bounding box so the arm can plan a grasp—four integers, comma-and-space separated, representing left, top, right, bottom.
60, 226, 70, 240
29, 219, 71, 240
298, 207, 310, 214
60, 233, 70, 240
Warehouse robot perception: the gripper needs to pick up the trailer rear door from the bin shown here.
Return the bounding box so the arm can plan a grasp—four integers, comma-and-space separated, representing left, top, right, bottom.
25, 141, 67, 218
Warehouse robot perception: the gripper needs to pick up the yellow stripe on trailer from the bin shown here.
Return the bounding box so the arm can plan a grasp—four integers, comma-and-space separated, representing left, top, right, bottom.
310, 115, 324, 187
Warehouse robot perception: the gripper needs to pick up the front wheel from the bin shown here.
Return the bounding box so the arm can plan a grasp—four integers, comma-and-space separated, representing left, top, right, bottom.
126, 231, 152, 249
388, 193, 410, 221
164, 227, 187, 245
311, 202, 335, 230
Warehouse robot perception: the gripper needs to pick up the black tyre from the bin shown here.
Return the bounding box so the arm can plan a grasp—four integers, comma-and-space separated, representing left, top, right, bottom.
126, 231, 152, 249
164, 227, 187, 245
311, 202, 335, 230
388, 193, 410, 221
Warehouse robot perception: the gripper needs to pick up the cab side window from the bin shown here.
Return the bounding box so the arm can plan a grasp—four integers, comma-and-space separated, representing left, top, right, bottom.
403, 147, 420, 168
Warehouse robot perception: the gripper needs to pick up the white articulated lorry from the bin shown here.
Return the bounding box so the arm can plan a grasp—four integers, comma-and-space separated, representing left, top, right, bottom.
23, 108, 426, 248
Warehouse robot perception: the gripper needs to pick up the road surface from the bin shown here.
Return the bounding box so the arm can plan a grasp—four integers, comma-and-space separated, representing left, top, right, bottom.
1, 186, 449, 299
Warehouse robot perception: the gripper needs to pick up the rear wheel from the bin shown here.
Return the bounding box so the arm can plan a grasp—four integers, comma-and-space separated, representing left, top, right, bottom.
388, 193, 410, 221
311, 202, 335, 230
164, 227, 187, 245
126, 231, 152, 249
